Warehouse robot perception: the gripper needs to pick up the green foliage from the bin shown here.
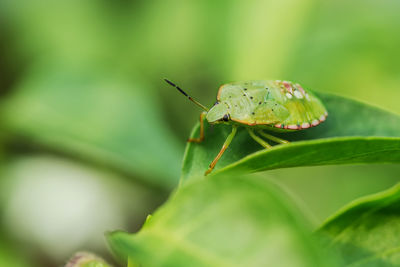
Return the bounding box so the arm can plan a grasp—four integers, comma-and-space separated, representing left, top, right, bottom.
318, 184, 400, 266
182, 93, 400, 181
108, 175, 337, 267
107, 92, 400, 267
0, 66, 182, 189
0, 1, 400, 266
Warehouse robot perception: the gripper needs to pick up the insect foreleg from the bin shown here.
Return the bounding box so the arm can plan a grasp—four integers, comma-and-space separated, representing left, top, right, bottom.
205, 126, 237, 176
247, 129, 272, 149
258, 130, 290, 144
188, 112, 207, 143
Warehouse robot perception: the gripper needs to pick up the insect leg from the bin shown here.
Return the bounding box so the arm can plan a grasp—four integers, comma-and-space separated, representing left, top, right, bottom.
258, 130, 290, 144
247, 129, 272, 149
205, 126, 238, 176
188, 112, 207, 143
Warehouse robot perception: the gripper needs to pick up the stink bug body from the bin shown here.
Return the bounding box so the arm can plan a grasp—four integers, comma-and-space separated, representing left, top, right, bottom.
165, 79, 328, 175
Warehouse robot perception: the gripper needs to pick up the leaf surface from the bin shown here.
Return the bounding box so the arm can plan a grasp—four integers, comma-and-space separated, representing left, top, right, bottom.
181, 93, 400, 181
108, 175, 337, 267
318, 183, 400, 266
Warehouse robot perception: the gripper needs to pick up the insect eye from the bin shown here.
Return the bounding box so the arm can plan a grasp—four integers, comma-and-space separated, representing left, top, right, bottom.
222, 114, 230, 121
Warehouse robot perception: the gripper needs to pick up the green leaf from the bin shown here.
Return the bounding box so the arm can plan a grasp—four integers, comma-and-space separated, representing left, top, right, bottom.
317, 183, 400, 266
107, 174, 337, 267
181, 93, 400, 181
0, 66, 182, 189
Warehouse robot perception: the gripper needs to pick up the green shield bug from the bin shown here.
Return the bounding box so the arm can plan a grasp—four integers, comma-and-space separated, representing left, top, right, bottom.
165, 79, 328, 175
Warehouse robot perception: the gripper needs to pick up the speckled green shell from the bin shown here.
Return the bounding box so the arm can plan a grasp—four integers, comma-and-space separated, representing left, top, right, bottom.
215, 80, 328, 130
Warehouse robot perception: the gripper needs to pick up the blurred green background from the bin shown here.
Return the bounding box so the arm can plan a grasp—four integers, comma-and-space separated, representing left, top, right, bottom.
0, 0, 399, 266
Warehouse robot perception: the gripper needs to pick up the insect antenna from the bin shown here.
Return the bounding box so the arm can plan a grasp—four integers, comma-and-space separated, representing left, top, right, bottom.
164, 79, 209, 112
